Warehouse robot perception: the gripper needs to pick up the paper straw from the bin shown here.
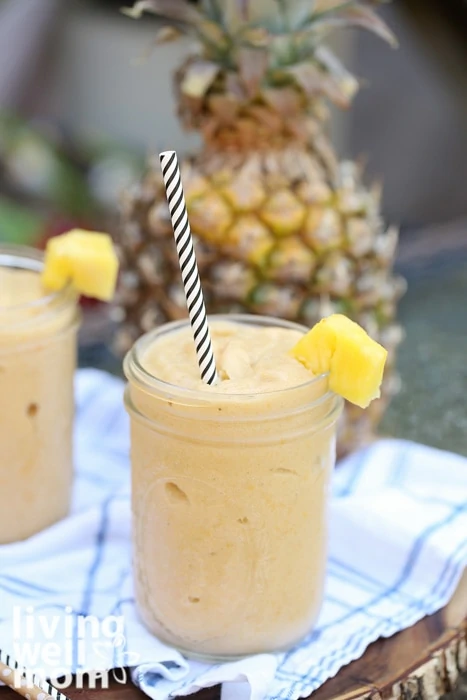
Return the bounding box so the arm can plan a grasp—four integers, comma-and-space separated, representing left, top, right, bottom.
0, 649, 68, 700
159, 150, 219, 386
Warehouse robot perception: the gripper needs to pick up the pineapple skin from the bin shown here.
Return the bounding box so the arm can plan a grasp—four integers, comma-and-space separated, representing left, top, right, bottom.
114, 0, 403, 456
114, 150, 405, 456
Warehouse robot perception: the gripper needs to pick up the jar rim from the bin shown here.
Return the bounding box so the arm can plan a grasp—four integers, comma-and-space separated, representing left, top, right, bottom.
0, 243, 74, 315
124, 313, 333, 404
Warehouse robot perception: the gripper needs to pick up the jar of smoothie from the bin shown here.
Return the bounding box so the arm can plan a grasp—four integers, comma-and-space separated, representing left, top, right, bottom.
124, 314, 343, 659
0, 244, 80, 543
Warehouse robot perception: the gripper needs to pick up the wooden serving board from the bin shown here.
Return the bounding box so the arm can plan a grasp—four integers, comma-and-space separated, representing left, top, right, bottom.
0, 573, 465, 700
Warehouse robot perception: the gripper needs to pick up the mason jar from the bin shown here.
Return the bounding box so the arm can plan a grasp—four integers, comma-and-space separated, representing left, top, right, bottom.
124, 314, 343, 660
0, 244, 80, 543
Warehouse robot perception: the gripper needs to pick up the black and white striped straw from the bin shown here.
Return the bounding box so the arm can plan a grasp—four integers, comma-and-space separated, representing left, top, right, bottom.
0, 648, 68, 700
159, 150, 219, 386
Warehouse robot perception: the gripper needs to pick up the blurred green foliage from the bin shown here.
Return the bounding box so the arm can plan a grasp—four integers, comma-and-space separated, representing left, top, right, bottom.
0, 111, 145, 246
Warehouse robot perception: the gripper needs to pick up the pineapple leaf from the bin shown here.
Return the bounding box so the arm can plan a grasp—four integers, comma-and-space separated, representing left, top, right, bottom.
221, 0, 253, 33
313, 1, 357, 18
262, 87, 303, 116
275, 0, 289, 31
226, 73, 247, 100
235, 0, 249, 22
223, 0, 291, 35
268, 34, 301, 68
310, 3, 398, 47
238, 26, 271, 48
274, 0, 313, 33
278, 62, 352, 107
237, 46, 269, 98
180, 60, 220, 98
121, 0, 201, 24
154, 25, 184, 44
129, 28, 182, 65
200, 0, 224, 25
314, 47, 359, 100
122, 0, 230, 59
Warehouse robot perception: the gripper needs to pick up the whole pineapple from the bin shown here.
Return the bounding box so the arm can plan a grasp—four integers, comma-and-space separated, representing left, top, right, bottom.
115, 0, 406, 455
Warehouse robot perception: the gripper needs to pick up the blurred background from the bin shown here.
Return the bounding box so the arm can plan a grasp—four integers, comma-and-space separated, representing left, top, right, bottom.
0, 0, 466, 453
2, 0, 467, 226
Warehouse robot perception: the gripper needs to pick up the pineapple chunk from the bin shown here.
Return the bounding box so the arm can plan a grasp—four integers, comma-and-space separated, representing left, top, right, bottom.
290, 314, 387, 408
42, 230, 119, 301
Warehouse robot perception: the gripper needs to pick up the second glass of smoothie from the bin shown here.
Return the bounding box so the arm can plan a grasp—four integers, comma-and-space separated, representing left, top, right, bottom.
124, 314, 342, 659
0, 245, 79, 544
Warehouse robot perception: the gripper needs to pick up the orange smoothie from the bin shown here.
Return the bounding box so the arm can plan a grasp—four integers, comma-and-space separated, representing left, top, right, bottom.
0, 246, 79, 543
125, 315, 342, 659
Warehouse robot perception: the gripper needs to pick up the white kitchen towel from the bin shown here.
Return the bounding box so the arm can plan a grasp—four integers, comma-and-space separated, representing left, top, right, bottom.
0, 369, 466, 700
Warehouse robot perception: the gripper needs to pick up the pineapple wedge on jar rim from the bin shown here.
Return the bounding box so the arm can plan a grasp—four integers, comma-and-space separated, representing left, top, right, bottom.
42, 229, 119, 301
290, 314, 387, 408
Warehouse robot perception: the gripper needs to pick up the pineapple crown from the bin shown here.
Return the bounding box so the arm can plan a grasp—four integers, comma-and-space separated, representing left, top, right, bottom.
122, 1, 396, 110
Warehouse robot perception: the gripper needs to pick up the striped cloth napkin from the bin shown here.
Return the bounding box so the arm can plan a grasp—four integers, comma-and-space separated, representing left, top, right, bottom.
0, 369, 466, 700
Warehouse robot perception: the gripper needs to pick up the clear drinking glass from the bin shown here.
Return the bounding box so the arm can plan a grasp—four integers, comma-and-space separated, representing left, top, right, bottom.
0, 245, 80, 543
124, 314, 343, 660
